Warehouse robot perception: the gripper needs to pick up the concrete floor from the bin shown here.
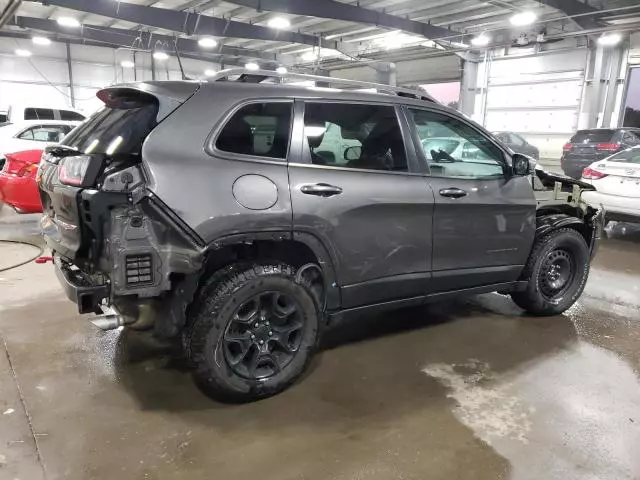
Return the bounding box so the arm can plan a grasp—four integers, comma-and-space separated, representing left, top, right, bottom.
1, 209, 640, 480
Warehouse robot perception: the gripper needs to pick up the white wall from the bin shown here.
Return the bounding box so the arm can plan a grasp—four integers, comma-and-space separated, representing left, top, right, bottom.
0, 37, 221, 116
329, 54, 461, 85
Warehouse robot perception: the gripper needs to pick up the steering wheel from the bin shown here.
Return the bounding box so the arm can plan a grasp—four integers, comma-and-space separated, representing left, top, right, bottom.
430, 149, 456, 163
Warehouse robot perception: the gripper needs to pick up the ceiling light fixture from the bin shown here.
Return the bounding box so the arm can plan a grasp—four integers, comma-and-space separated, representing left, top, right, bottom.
32, 36, 51, 46
598, 32, 622, 46
510, 11, 537, 27
267, 17, 290, 29
245, 62, 260, 71
56, 16, 80, 28
301, 51, 319, 62
120, 60, 135, 68
198, 37, 217, 48
153, 51, 169, 60
276, 66, 288, 74
471, 33, 491, 47
15, 49, 32, 57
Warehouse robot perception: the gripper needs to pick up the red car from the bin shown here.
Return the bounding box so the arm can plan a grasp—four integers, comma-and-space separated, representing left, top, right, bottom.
0, 149, 43, 213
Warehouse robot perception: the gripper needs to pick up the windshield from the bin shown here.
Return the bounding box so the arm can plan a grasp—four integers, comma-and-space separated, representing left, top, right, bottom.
608, 147, 640, 164
61, 102, 158, 156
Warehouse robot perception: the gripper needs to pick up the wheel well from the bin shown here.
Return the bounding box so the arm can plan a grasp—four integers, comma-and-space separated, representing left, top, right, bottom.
536, 207, 593, 245
202, 239, 326, 305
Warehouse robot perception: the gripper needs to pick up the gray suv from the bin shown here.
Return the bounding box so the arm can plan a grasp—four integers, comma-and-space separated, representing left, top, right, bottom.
38, 69, 603, 402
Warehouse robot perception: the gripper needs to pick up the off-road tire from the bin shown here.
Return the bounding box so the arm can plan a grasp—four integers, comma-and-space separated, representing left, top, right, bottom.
184, 263, 321, 403
511, 228, 590, 316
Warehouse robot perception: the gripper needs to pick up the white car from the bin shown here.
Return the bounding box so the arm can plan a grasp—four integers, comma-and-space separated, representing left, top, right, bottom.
580, 146, 640, 223
0, 120, 80, 161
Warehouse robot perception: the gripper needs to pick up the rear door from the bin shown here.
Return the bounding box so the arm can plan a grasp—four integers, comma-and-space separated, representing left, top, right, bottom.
406, 106, 536, 291
288, 100, 434, 308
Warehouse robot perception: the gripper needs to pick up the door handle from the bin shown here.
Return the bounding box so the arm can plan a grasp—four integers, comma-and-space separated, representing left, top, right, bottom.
300, 183, 343, 197
439, 187, 467, 199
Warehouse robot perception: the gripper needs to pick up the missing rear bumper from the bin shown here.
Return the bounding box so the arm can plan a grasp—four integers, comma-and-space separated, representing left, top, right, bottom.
54, 255, 109, 314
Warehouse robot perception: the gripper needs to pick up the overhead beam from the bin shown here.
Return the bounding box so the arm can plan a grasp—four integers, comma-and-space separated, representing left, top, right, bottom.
224, 0, 467, 43
537, 0, 603, 29
14, 16, 279, 62
37, 0, 332, 48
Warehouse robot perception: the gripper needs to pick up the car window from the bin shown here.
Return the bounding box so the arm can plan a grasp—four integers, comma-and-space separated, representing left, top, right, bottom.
409, 108, 505, 179
623, 131, 640, 145
494, 133, 509, 144
571, 129, 615, 143
302, 103, 407, 172
607, 148, 640, 164
216, 102, 292, 159
18, 125, 67, 142
24, 108, 55, 120
509, 133, 525, 146
60, 110, 85, 121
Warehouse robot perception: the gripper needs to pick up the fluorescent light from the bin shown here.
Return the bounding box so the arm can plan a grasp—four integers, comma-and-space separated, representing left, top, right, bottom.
120, 60, 135, 68
510, 11, 537, 26
598, 33, 622, 46
84, 139, 99, 154
267, 17, 290, 29
301, 51, 319, 62
245, 62, 259, 71
15, 49, 32, 57
198, 37, 217, 48
153, 51, 169, 61
204, 69, 217, 76
471, 33, 491, 47
57, 17, 80, 28
32, 36, 51, 46
276, 66, 287, 74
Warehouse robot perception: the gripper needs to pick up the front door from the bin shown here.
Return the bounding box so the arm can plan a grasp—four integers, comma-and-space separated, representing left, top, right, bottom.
288, 100, 434, 308
407, 107, 536, 291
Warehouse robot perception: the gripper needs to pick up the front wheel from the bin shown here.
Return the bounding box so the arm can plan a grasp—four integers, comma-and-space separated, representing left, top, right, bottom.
511, 228, 590, 316
184, 263, 321, 403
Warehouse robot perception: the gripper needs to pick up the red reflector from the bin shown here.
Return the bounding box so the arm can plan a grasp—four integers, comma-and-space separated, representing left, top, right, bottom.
596, 143, 620, 152
563, 143, 573, 152
582, 167, 607, 180
35, 256, 54, 264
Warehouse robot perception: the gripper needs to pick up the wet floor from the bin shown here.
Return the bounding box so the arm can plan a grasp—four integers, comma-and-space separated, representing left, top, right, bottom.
1, 208, 640, 480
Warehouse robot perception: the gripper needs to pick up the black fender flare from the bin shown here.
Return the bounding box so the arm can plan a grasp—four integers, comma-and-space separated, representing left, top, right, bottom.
536, 213, 587, 239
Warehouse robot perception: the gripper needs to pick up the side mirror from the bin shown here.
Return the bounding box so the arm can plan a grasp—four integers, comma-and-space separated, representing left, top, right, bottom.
512, 153, 534, 176
344, 145, 361, 161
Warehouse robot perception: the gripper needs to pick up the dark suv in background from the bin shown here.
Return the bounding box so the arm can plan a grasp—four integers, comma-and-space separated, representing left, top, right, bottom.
38, 69, 602, 403
493, 132, 540, 160
561, 128, 640, 178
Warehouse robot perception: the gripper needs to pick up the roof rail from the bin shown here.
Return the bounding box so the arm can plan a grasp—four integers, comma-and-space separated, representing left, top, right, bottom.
209, 68, 436, 103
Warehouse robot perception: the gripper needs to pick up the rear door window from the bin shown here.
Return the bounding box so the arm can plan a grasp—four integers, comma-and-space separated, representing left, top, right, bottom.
18, 125, 69, 142
571, 130, 615, 143
215, 102, 292, 159
60, 110, 85, 121
24, 108, 55, 120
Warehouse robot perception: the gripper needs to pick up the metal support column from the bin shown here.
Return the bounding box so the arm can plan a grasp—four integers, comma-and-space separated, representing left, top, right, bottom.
584, 44, 606, 128
459, 59, 479, 116
65, 41, 75, 108
375, 62, 397, 86
600, 43, 626, 128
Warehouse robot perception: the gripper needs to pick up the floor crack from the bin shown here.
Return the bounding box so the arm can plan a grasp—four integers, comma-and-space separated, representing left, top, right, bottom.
2, 334, 47, 479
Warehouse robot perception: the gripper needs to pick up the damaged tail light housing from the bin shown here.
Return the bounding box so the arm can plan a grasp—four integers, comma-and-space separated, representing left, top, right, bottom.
58, 154, 103, 187
582, 167, 607, 180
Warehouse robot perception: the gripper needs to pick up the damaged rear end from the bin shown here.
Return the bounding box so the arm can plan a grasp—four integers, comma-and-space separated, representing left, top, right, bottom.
38, 82, 204, 330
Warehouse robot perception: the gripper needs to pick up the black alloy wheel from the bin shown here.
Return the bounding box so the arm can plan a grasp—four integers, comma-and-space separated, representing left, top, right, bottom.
223, 291, 304, 380
538, 249, 574, 301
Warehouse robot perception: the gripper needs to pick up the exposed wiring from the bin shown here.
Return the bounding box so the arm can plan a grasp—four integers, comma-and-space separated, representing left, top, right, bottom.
0, 239, 44, 273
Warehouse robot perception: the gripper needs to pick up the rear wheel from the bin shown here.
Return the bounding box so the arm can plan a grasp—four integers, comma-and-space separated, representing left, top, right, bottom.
511, 228, 590, 316
184, 263, 320, 402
